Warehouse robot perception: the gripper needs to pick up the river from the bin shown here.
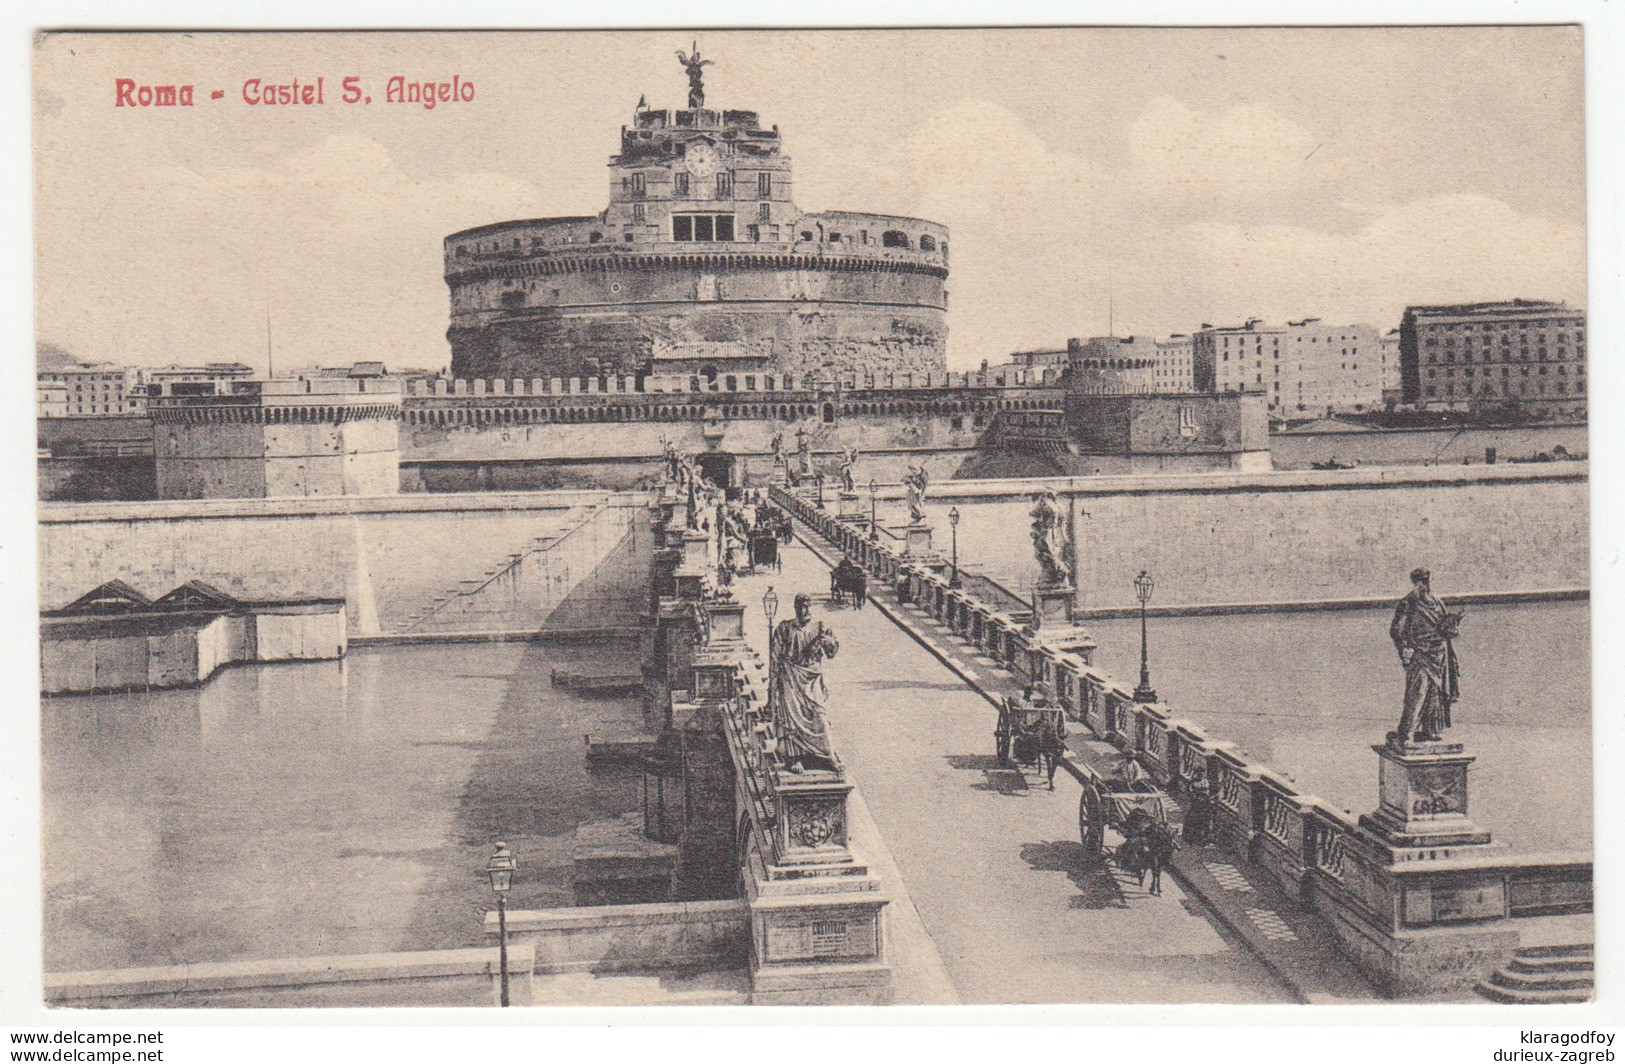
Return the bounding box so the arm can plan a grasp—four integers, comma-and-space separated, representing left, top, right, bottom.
41, 640, 646, 972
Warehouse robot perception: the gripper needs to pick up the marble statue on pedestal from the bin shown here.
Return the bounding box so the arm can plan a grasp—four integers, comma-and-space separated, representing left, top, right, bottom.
1029, 489, 1073, 585
903, 464, 929, 524
839, 447, 858, 494
770, 593, 840, 773
1389, 567, 1464, 746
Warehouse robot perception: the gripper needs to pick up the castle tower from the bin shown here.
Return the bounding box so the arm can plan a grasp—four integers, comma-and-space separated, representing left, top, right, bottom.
444, 52, 948, 383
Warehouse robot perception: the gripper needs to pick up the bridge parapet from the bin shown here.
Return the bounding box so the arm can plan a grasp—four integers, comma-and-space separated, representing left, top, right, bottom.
775, 484, 1592, 996
647, 490, 892, 1004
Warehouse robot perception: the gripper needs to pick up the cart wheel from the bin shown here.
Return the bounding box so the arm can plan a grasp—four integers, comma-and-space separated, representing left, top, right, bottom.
1079, 788, 1104, 860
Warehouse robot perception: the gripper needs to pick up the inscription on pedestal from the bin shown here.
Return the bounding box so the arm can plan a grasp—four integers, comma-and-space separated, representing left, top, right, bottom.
763, 910, 877, 962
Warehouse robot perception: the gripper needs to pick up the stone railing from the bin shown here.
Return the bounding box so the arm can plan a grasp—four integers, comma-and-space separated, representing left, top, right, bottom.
773, 483, 1592, 994
646, 484, 891, 1004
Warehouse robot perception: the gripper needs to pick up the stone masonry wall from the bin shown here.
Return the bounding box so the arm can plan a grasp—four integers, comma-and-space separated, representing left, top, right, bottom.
39, 492, 648, 636
916, 465, 1588, 609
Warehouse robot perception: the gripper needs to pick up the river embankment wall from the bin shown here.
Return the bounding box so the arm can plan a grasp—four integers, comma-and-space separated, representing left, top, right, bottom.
38, 491, 650, 636
913, 463, 1587, 610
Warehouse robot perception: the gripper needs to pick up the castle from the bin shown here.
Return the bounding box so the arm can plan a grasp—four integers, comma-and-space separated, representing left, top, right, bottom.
444, 50, 949, 384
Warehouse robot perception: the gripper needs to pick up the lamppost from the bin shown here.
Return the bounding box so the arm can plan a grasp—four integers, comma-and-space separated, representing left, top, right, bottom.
1133, 570, 1157, 703
948, 506, 961, 588
484, 842, 517, 1007
816, 472, 825, 508
762, 586, 779, 711
868, 479, 879, 541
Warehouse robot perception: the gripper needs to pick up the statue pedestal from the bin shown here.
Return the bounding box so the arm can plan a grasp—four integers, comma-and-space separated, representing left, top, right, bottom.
837, 492, 861, 520
1360, 740, 1493, 848
901, 522, 938, 561
1019, 581, 1095, 686
1030, 583, 1077, 630
1301, 737, 1514, 996
673, 529, 714, 601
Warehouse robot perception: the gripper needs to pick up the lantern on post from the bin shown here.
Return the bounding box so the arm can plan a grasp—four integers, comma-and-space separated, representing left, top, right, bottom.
484, 842, 517, 1007
1133, 570, 1157, 704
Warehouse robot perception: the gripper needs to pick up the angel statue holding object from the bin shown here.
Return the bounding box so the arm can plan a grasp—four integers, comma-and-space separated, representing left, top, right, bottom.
839, 447, 859, 494
903, 464, 929, 524
1029, 489, 1073, 586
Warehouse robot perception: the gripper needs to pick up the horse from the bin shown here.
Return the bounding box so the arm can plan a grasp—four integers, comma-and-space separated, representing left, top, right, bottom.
1118, 810, 1177, 895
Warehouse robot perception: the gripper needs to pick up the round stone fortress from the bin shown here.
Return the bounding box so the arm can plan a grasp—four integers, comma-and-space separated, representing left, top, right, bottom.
445, 60, 948, 383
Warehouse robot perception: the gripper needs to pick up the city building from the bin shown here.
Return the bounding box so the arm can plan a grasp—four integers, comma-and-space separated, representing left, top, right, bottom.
36, 363, 146, 417
145, 362, 256, 398
1398, 300, 1586, 416
1193, 319, 1381, 415
36, 378, 68, 419
988, 348, 1069, 383
1066, 336, 1159, 394
1153, 334, 1195, 393
1379, 328, 1403, 405
444, 71, 948, 383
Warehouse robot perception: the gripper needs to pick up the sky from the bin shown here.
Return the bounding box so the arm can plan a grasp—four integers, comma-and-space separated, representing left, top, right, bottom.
33, 28, 1585, 373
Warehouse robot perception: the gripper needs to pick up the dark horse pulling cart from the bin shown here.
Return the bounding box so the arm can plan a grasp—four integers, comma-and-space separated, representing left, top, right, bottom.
829, 559, 867, 608
1076, 761, 1178, 893
995, 692, 1066, 789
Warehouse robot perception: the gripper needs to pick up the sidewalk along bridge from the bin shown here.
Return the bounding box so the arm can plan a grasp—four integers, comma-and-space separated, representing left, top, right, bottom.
772, 484, 1592, 1000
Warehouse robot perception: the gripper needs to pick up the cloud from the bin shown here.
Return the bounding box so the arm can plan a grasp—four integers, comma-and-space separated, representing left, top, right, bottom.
1129, 96, 1319, 196
36, 137, 541, 370
1128, 194, 1585, 332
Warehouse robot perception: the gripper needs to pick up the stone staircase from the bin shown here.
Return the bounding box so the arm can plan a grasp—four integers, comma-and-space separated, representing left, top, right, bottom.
1477, 944, 1594, 1004
392, 506, 599, 634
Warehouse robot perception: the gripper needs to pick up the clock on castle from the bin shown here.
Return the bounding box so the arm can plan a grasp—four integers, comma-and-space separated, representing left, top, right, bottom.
444, 49, 949, 384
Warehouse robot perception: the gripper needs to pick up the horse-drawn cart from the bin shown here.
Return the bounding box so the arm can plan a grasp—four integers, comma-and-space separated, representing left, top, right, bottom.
749, 529, 781, 572
1075, 761, 1178, 891
996, 693, 1066, 789
829, 561, 867, 608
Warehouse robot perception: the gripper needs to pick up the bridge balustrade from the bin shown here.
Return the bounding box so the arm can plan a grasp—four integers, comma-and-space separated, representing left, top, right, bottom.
764, 481, 1595, 996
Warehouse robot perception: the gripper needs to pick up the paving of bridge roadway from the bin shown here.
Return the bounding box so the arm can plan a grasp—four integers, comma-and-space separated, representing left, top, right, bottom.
730, 529, 1313, 1006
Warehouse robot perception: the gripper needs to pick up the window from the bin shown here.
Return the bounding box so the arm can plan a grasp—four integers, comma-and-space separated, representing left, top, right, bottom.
881, 230, 910, 248
632, 203, 646, 223
758, 172, 772, 198
629, 172, 645, 196
758, 202, 770, 221
919, 234, 937, 252
674, 172, 690, 196
672, 213, 735, 242
716, 172, 733, 198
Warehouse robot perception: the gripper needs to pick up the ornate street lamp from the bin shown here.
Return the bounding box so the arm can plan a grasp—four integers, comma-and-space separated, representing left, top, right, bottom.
948, 506, 961, 588
484, 842, 517, 1007
1133, 570, 1157, 704
762, 586, 779, 710
817, 472, 825, 508
868, 479, 879, 541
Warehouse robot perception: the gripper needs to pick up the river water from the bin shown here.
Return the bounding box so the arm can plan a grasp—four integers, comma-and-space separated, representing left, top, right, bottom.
41, 641, 647, 973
